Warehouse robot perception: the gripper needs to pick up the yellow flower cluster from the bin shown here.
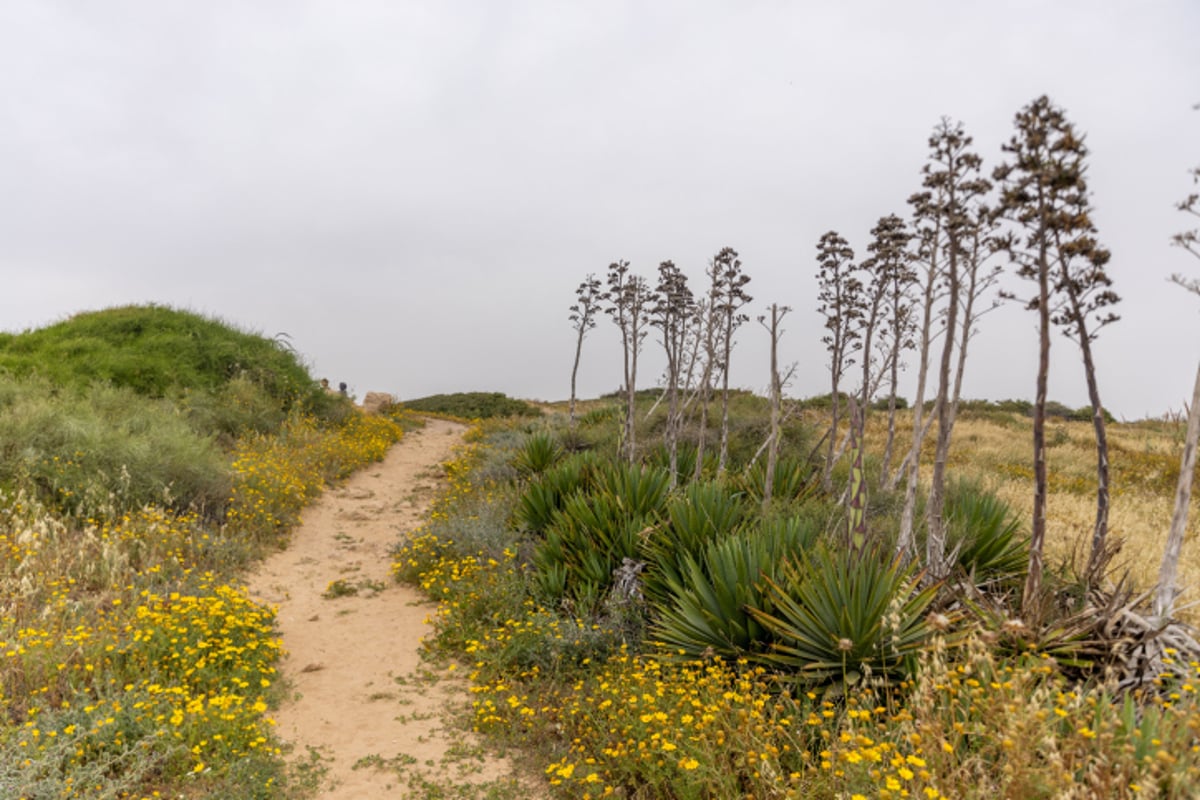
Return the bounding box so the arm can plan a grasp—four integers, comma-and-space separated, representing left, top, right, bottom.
228, 412, 403, 539
3, 575, 280, 793
2, 407, 406, 797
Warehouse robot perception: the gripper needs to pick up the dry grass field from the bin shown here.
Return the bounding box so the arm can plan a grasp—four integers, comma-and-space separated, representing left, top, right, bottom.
860, 408, 1197, 618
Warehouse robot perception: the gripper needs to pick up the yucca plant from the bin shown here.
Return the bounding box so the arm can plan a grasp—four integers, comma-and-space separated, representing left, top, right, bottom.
531, 485, 658, 608
651, 515, 822, 658
646, 441, 714, 484
737, 456, 817, 504
511, 451, 600, 534
640, 480, 749, 605
749, 544, 940, 687
943, 478, 1029, 590
511, 432, 563, 478
594, 462, 671, 519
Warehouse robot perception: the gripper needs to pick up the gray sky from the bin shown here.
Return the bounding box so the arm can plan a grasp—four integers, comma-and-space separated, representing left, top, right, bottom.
1, 1, 1197, 419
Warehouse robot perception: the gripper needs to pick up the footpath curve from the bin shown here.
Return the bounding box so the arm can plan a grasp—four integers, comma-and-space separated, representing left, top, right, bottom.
248, 418, 526, 797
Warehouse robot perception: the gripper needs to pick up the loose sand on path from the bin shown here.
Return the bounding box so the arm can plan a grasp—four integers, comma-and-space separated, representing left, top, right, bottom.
248, 417, 538, 798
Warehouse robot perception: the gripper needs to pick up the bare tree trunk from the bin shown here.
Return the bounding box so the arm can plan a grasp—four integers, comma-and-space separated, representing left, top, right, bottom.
925, 247, 960, 578
1154, 361, 1200, 621
847, 396, 867, 553
1022, 243, 1052, 622
694, 307, 718, 482
762, 304, 786, 508
824, 383, 841, 493
895, 263, 938, 559
890, 414, 935, 489
620, 328, 633, 462
666, 373, 680, 488
879, 348, 901, 488
694, 382, 711, 482
627, 332, 639, 464
717, 331, 735, 475
1079, 333, 1112, 582
569, 327, 586, 428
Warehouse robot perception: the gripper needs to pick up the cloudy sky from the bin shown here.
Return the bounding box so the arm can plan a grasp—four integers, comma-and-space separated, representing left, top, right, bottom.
1, 1, 1196, 419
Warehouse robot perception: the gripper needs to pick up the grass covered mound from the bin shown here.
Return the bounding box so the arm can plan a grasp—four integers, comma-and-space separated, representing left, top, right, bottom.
0, 304, 410, 798
403, 391, 542, 419
0, 304, 328, 413
0, 304, 355, 517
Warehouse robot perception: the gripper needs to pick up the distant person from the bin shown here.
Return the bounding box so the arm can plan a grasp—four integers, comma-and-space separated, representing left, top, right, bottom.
320, 378, 337, 395
339, 382, 348, 396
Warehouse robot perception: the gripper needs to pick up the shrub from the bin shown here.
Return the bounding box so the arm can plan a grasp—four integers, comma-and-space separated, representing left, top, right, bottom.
749, 544, 941, 687
641, 480, 751, 606
511, 451, 600, 535
943, 478, 1029, 589
737, 455, 818, 504
401, 392, 541, 419
650, 515, 820, 659
0, 377, 232, 519
0, 304, 323, 417
511, 431, 563, 478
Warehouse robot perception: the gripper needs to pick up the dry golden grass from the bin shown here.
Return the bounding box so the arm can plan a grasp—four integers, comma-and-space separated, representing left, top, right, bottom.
850, 407, 1199, 620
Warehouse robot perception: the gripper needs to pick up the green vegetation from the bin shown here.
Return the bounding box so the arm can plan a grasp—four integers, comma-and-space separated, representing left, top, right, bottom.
393, 396, 1200, 799
401, 391, 542, 419
0, 304, 333, 416
0, 304, 407, 798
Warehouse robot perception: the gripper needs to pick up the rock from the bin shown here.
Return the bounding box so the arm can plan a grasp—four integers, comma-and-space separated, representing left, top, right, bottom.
361, 391, 395, 415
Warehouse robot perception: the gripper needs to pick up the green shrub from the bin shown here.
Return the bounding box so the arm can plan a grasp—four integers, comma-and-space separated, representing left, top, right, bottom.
749, 544, 940, 687
0, 377, 231, 519
531, 463, 670, 608
737, 456, 818, 503
0, 305, 323, 418
641, 480, 750, 605
943, 478, 1029, 589
651, 515, 821, 659
511, 451, 600, 534
511, 432, 563, 478
401, 392, 541, 419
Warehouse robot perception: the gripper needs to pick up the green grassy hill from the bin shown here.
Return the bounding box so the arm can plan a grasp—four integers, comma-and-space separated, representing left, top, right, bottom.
0, 304, 350, 517
0, 304, 317, 405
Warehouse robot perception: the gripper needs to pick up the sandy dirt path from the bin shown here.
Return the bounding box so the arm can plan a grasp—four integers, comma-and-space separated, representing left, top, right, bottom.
248, 418, 530, 798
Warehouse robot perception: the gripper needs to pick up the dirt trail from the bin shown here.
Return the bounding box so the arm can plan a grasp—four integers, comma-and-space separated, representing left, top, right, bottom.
248, 418, 528, 798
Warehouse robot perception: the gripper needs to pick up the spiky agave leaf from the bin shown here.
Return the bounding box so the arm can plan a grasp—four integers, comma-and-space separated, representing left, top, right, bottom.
749, 544, 940, 686
944, 478, 1029, 588
737, 456, 818, 504
511, 432, 563, 478
511, 451, 599, 534
640, 480, 749, 606
651, 536, 775, 658
650, 516, 822, 659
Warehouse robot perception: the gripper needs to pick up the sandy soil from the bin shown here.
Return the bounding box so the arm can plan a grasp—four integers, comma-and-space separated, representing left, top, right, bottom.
248, 418, 532, 798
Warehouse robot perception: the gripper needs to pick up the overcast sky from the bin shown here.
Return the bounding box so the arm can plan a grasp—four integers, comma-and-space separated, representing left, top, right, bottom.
1, 2, 1197, 419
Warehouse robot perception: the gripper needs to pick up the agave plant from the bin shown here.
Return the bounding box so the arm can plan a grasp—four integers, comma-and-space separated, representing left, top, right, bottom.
749, 544, 940, 687
511, 432, 563, 478
511, 451, 600, 534
531, 466, 667, 608
737, 456, 818, 504
651, 516, 821, 658
640, 480, 749, 606
594, 461, 672, 519
652, 538, 777, 657
943, 478, 1029, 589
533, 500, 645, 608
646, 441, 713, 484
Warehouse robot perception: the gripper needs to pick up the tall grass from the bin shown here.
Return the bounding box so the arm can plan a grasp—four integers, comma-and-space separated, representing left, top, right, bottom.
0, 376, 232, 519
